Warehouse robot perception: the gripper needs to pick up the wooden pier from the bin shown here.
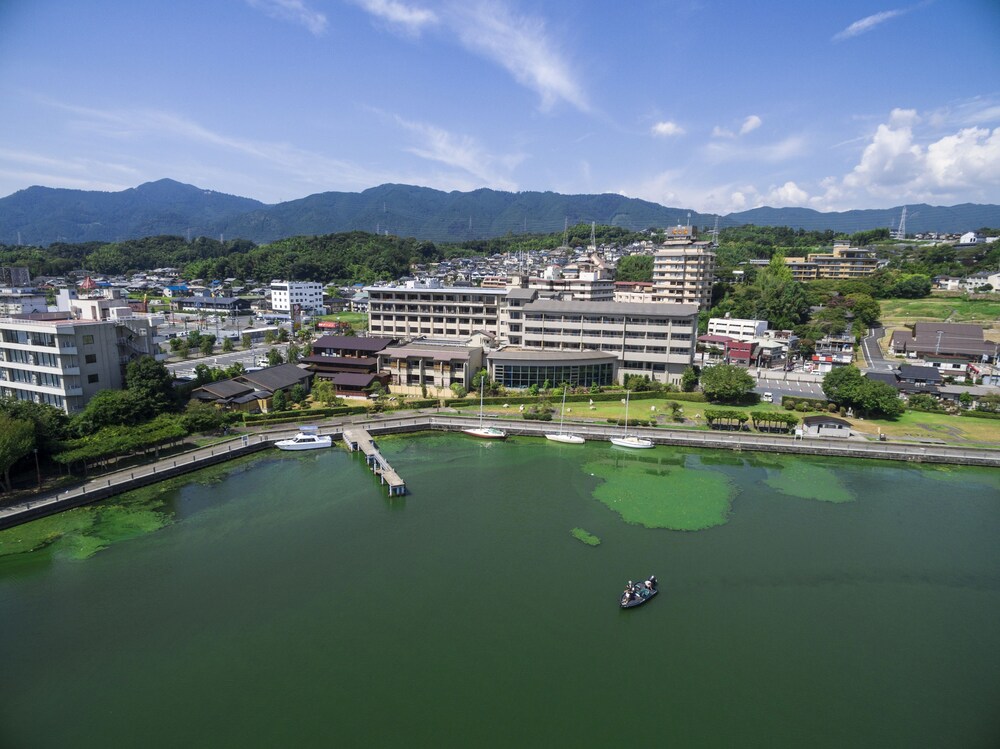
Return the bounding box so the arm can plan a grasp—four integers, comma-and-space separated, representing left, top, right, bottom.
342, 428, 407, 496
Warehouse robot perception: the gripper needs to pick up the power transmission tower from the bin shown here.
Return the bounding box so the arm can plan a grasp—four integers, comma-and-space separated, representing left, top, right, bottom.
891, 207, 907, 240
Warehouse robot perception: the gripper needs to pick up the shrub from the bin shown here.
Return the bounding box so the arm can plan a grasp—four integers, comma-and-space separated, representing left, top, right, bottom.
795, 402, 809, 412
784, 399, 797, 410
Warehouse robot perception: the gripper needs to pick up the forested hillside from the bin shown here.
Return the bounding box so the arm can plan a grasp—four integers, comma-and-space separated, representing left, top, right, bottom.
3, 179, 998, 245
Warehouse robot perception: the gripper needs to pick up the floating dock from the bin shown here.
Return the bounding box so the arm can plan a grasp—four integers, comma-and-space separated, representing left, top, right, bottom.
342, 428, 406, 496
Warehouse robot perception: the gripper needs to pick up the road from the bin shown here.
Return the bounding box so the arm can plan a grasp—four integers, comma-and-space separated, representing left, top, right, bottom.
166, 343, 290, 379
860, 326, 895, 371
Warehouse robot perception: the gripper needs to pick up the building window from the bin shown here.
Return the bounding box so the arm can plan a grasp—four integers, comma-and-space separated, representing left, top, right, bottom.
82, 335, 94, 344
85, 354, 97, 364
87, 374, 99, 384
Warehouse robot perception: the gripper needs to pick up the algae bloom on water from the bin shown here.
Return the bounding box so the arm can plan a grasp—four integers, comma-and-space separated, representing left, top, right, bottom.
570, 528, 601, 546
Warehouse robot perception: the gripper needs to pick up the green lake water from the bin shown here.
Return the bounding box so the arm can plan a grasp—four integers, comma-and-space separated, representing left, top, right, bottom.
1, 435, 999, 748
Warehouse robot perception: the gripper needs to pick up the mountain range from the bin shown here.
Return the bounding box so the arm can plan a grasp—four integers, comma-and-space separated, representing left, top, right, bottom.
1, 179, 998, 246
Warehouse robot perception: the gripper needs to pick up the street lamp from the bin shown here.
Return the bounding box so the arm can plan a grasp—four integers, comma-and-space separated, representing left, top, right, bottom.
33, 448, 41, 490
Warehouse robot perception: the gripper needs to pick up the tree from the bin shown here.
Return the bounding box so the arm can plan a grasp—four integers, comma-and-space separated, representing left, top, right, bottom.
681, 366, 699, 392
286, 343, 301, 362
266, 348, 284, 366
289, 383, 307, 404
856, 380, 905, 418
311, 378, 340, 406
199, 335, 216, 356
241, 333, 252, 350
0, 399, 68, 455
126, 356, 177, 414
0, 414, 34, 492
222, 337, 234, 353
270, 389, 288, 412
822, 365, 864, 406
699, 364, 756, 402
887, 274, 931, 298
72, 389, 150, 434
959, 391, 973, 408
615, 254, 653, 282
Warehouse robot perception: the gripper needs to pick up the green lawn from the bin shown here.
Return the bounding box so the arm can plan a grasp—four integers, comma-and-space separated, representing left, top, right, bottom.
319, 311, 368, 331
449, 395, 1000, 446
879, 296, 1000, 324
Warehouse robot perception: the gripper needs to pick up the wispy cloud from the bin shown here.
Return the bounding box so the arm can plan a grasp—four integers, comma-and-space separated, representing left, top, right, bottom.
394, 114, 521, 189
712, 115, 763, 139
352, 1, 588, 112
739, 115, 762, 135
351, 0, 438, 35
448, 2, 588, 112
703, 134, 807, 164
245, 0, 327, 35
833, 8, 905, 41
651, 121, 685, 137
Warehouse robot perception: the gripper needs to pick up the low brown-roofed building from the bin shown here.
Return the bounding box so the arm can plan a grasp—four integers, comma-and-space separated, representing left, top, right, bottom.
889, 322, 995, 361
191, 363, 312, 412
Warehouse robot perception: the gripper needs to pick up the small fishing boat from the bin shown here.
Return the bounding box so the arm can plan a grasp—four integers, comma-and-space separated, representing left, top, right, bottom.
274, 426, 333, 451
620, 575, 658, 609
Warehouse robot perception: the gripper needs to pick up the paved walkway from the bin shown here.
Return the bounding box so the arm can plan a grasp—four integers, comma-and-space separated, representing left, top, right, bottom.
2, 412, 998, 531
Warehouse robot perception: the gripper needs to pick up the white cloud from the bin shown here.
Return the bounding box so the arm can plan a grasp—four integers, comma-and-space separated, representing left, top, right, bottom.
816, 108, 1000, 209
245, 0, 328, 35
394, 115, 521, 189
447, 2, 588, 112
739, 115, 762, 135
712, 115, 762, 138
651, 121, 684, 137
352, 1, 588, 112
833, 9, 905, 41
765, 181, 809, 205
351, 0, 438, 35
704, 135, 807, 164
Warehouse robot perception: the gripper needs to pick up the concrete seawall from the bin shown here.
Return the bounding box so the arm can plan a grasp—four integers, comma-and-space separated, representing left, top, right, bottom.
2, 415, 997, 532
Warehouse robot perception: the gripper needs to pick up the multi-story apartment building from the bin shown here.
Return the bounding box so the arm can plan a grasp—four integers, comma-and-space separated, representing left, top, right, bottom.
749, 243, 879, 282
0, 317, 123, 413
651, 245, 716, 309
366, 281, 507, 339
270, 280, 325, 315
524, 273, 615, 301
613, 281, 654, 304
706, 317, 768, 340
0, 289, 166, 413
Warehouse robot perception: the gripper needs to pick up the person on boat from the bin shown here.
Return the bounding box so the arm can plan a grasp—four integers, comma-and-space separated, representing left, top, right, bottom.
646, 575, 657, 590
624, 581, 635, 600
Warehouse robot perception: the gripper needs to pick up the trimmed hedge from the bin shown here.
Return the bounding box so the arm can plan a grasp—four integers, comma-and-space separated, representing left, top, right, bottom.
444, 390, 707, 408
781, 395, 829, 410
960, 410, 1000, 420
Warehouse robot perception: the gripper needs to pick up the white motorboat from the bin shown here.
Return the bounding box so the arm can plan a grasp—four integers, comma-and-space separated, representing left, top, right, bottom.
274, 426, 333, 451
463, 388, 507, 439
609, 391, 654, 449
545, 390, 585, 444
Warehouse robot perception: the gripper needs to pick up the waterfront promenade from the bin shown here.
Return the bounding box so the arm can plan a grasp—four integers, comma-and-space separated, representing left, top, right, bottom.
2, 413, 998, 531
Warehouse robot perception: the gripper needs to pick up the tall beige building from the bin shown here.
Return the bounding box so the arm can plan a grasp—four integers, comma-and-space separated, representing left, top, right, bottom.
651, 245, 716, 309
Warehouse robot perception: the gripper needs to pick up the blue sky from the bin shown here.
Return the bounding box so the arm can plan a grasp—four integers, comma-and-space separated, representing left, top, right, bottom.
1, 0, 999, 216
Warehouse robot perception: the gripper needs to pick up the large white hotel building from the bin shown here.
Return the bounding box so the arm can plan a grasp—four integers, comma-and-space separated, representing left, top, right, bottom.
367, 281, 697, 387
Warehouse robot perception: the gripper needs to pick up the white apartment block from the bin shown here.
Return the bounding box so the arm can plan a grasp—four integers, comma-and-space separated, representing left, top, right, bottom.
525, 273, 615, 301
367, 281, 507, 339
707, 317, 768, 340
651, 246, 716, 309
0, 317, 123, 413
270, 280, 325, 315
0, 289, 48, 316
613, 282, 654, 304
